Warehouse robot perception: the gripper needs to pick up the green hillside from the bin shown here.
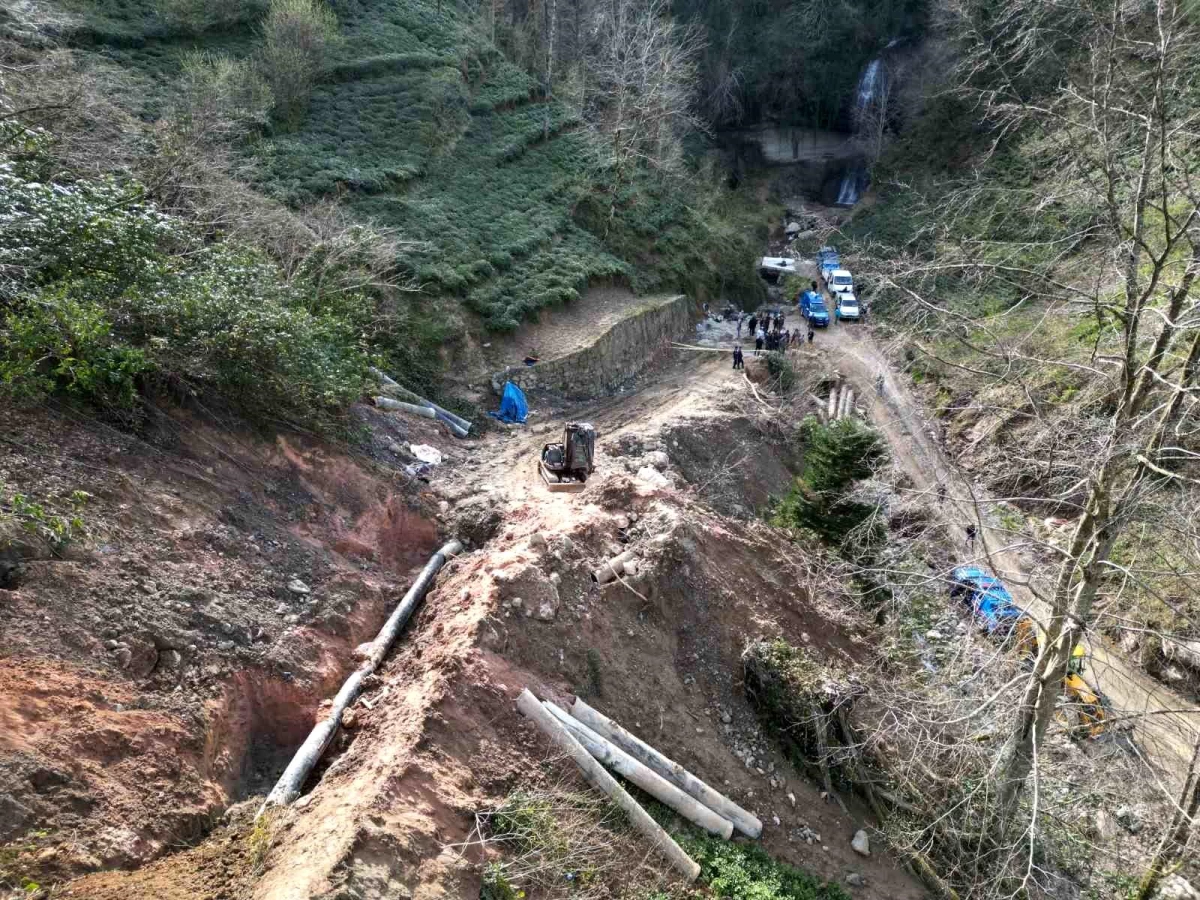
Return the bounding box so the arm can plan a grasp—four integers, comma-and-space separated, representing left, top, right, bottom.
50, 0, 763, 332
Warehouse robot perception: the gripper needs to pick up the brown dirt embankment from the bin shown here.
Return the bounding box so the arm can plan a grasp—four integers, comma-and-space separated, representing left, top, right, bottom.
0, 401, 443, 887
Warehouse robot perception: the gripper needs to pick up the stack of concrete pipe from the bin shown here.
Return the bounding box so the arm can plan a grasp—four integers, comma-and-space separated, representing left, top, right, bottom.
826, 381, 858, 422
591, 550, 638, 584
370, 367, 473, 437
516, 690, 762, 881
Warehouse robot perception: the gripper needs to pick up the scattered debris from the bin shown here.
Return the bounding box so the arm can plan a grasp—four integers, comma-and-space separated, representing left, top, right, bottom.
409, 444, 443, 465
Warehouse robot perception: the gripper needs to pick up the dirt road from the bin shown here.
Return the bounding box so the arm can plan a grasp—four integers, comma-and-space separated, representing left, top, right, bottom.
817, 316, 1200, 788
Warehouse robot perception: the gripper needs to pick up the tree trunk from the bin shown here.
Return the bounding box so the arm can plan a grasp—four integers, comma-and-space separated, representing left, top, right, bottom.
1134, 736, 1200, 900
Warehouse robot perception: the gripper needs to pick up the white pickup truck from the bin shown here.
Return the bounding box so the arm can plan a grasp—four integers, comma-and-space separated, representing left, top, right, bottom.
834, 293, 860, 322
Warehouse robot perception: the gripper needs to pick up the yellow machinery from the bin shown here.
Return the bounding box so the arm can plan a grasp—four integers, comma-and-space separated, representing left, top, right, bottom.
1014, 620, 1110, 738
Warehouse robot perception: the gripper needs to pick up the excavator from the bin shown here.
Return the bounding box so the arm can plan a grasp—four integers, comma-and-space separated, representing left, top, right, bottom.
540, 422, 596, 493
1014, 620, 1112, 739
951, 566, 1110, 738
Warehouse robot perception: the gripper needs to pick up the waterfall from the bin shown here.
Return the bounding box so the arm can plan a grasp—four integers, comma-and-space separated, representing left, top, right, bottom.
835, 52, 889, 207
854, 59, 882, 117
835, 165, 866, 206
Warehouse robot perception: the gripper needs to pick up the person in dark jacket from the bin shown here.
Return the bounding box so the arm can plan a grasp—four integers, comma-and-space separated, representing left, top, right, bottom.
748, 314, 758, 336
732, 344, 744, 369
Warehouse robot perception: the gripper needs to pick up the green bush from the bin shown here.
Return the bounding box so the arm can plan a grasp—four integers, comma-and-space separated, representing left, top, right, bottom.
765, 351, 796, 392
178, 50, 274, 137
679, 827, 848, 900
772, 416, 887, 545
260, 0, 340, 125
0, 131, 372, 425
156, 0, 263, 32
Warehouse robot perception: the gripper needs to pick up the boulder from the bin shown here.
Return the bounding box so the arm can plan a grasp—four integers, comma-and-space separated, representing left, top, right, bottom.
645, 450, 670, 471
637, 466, 669, 488
851, 829, 870, 856
1156, 875, 1200, 900
1116, 805, 1143, 834
1093, 808, 1118, 841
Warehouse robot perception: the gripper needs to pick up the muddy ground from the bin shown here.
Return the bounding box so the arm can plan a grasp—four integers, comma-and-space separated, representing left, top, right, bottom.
6, 264, 1197, 900
1, 332, 933, 900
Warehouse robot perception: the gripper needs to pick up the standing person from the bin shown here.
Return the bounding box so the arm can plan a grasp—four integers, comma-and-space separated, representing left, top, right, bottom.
965, 523, 977, 551
807, 327, 814, 344
732, 343, 744, 370
748, 314, 758, 337
754, 330, 764, 356
736, 312, 744, 338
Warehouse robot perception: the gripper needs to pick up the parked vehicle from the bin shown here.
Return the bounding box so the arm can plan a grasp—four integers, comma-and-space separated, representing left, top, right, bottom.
817, 247, 841, 281
834, 293, 860, 322
950, 565, 1112, 737
800, 290, 830, 327
825, 268, 855, 295
949, 566, 1024, 634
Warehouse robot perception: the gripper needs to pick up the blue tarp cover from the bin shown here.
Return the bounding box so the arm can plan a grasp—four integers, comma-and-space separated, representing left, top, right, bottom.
489, 381, 529, 424
953, 566, 1023, 632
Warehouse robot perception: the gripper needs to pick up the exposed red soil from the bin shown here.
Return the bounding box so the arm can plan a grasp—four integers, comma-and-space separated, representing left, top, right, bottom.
0, 401, 443, 889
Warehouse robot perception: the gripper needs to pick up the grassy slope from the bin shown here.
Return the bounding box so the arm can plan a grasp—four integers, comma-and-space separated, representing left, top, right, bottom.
61, 0, 765, 334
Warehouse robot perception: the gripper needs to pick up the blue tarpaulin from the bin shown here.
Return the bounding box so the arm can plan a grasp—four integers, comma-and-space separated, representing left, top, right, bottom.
489, 381, 529, 424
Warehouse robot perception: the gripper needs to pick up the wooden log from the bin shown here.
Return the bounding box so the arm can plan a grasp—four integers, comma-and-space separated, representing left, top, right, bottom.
543, 701, 734, 839
570, 698, 763, 838
516, 691, 700, 881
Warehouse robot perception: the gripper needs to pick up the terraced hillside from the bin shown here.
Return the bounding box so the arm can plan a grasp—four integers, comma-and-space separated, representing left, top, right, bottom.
49, 0, 764, 333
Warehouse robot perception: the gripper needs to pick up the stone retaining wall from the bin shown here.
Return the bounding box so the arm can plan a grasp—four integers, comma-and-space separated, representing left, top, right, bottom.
490, 294, 695, 400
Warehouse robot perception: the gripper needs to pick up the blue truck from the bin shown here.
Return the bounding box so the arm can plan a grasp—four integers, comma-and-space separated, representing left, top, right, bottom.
799, 289, 830, 327
818, 247, 841, 281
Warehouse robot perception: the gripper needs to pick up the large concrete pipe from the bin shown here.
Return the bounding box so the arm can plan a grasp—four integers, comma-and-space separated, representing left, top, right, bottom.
592, 550, 637, 584
371, 367, 473, 435
543, 701, 733, 839
374, 397, 436, 418
259, 540, 462, 814
571, 698, 763, 838
516, 690, 700, 881
839, 387, 852, 420
827, 386, 840, 421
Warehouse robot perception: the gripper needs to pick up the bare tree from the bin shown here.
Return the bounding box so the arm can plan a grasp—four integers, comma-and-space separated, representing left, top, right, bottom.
578, 0, 705, 225
1135, 734, 1200, 900
881, 0, 1200, 834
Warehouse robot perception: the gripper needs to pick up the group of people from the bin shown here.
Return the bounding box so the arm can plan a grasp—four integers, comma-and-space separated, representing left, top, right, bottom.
730, 308, 814, 368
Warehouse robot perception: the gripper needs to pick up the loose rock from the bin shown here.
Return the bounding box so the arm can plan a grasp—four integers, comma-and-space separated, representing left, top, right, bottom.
851, 829, 870, 856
